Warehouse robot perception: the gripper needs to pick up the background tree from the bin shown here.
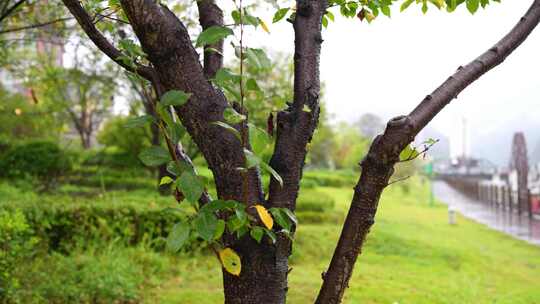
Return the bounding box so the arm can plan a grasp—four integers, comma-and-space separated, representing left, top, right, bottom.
0, 86, 62, 142
61, 0, 540, 303
27, 47, 117, 149
355, 112, 384, 140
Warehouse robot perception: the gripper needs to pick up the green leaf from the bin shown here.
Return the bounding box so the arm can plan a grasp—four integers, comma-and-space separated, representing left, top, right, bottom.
161, 90, 191, 107
246, 78, 261, 92
422, 0, 429, 14
400, 0, 414, 11
466, 0, 479, 13
243, 147, 283, 186
125, 115, 155, 129
177, 171, 204, 203
196, 26, 233, 47
243, 149, 260, 168
139, 146, 171, 167
260, 161, 283, 187
246, 48, 271, 70
281, 208, 298, 227
236, 225, 249, 238
166, 160, 191, 177
214, 219, 226, 240
223, 107, 246, 124
381, 5, 391, 17
248, 123, 271, 156
168, 122, 185, 145
273, 8, 290, 23
264, 228, 277, 244
322, 15, 328, 28
159, 176, 174, 186
424, 138, 438, 145
325, 10, 335, 21
399, 145, 419, 161
200, 199, 241, 214
212, 121, 241, 141
194, 211, 218, 242
156, 103, 174, 128
166, 221, 190, 253
250, 226, 264, 243
227, 209, 249, 233
213, 68, 241, 89
269, 208, 291, 231
232, 9, 259, 26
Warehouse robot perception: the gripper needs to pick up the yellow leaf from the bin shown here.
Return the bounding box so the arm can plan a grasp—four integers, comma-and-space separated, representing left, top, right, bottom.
219, 248, 241, 276
260, 20, 270, 33
253, 204, 273, 229
365, 12, 375, 23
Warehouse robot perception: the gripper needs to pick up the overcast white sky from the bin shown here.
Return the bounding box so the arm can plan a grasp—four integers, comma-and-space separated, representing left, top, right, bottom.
236, 1, 540, 157
75, 1, 539, 159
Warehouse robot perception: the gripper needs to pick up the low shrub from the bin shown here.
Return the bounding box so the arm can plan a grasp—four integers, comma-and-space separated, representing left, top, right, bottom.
7, 246, 170, 303
0, 140, 71, 189
296, 211, 343, 224
296, 189, 336, 212
0, 134, 10, 155
81, 147, 144, 169
0, 209, 39, 300
302, 170, 356, 188
97, 116, 152, 161
0, 198, 188, 253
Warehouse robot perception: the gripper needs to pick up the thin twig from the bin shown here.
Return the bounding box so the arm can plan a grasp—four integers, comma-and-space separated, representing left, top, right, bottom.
386, 175, 412, 186
0, 16, 73, 35
399, 139, 440, 162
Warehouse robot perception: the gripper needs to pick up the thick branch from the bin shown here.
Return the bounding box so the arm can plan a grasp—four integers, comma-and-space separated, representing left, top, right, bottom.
197, 0, 223, 78
316, 1, 540, 303
267, 0, 327, 210
119, 0, 263, 204
61, 0, 154, 80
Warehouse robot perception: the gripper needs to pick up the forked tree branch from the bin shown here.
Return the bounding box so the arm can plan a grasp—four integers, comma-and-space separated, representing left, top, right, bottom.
61, 0, 154, 80
118, 0, 263, 203
197, 0, 224, 78
267, 0, 327, 210
63, 0, 212, 204
316, 1, 540, 303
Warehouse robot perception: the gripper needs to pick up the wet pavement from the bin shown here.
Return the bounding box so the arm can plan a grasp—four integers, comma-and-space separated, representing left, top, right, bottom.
433, 181, 540, 246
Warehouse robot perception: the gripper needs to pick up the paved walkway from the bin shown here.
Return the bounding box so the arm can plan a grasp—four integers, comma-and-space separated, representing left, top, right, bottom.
433, 181, 540, 246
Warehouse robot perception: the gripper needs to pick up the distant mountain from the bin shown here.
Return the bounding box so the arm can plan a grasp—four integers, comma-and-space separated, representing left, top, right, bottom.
470, 118, 540, 166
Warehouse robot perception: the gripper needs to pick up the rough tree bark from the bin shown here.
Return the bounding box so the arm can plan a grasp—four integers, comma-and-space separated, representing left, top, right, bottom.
62, 0, 540, 303
316, 2, 540, 303
197, 0, 224, 79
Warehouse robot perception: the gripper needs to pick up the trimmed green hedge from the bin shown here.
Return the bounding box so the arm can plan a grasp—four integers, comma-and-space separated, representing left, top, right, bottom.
296, 189, 335, 212
0, 198, 186, 252
301, 170, 357, 188
0, 140, 71, 189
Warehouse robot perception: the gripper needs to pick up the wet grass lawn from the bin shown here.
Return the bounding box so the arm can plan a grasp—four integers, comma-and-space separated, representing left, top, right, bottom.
157, 179, 540, 304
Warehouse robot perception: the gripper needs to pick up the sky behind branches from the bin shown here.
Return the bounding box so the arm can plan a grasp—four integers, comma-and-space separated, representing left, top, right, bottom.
242, 1, 540, 162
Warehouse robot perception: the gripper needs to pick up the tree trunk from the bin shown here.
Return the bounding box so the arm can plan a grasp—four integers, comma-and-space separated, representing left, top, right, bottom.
79, 130, 91, 149
152, 122, 170, 195
222, 236, 289, 304
63, 0, 540, 302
